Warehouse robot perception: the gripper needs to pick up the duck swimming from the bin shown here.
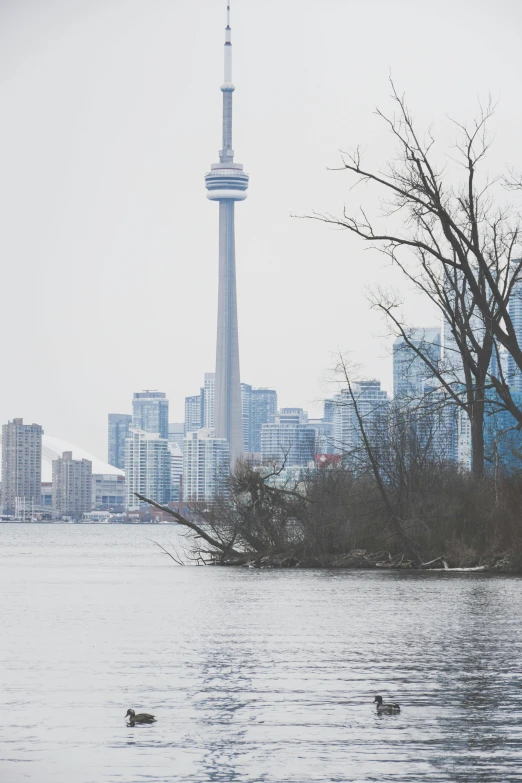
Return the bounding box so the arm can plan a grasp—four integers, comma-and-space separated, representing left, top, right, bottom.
125, 708, 156, 725
373, 695, 400, 714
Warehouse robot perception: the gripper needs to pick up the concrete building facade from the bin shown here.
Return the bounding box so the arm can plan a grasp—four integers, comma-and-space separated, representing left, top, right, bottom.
393, 328, 441, 400
132, 391, 169, 439
183, 429, 230, 502
261, 409, 316, 467
250, 388, 277, 453
1, 418, 43, 516
125, 429, 170, 511
332, 381, 389, 455
52, 451, 92, 519
184, 393, 204, 435
507, 260, 522, 393
108, 413, 132, 470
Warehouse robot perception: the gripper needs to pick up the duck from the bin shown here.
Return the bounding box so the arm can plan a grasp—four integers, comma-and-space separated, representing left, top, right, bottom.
373, 695, 400, 714
125, 708, 156, 725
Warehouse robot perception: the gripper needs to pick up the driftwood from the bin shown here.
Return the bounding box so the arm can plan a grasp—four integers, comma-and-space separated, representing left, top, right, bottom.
419, 556, 449, 570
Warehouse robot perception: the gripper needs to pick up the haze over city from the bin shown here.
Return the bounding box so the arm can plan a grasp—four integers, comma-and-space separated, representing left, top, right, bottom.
1, 0, 521, 459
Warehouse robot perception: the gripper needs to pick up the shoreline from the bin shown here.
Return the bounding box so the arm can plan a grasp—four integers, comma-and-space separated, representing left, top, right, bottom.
213, 550, 522, 574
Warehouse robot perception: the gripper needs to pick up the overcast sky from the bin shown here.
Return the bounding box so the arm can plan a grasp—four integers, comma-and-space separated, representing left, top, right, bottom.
1, 0, 521, 459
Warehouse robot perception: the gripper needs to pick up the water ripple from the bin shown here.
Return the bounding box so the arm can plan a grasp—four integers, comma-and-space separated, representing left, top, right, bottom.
1, 523, 522, 782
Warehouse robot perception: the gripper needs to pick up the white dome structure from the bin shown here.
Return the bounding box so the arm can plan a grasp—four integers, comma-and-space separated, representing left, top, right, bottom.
42, 435, 124, 483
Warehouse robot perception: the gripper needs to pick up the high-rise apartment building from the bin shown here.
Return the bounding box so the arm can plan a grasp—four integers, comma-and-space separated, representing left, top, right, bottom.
184, 393, 204, 435
241, 383, 252, 452
250, 388, 277, 453
125, 429, 171, 511
52, 451, 92, 519
205, 5, 248, 463
261, 409, 316, 467
168, 442, 183, 502
168, 422, 184, 445
132, 391, 169, 438
508, 260, 522, 393
416, 380, 459, 463
203, 373, 216, 429
332, 381, 389, 455
1, 418, 43, 516
393, 328, 441, 399
308, 418, 334, 455
183, 429, 230, 502
108, 413, 132, 469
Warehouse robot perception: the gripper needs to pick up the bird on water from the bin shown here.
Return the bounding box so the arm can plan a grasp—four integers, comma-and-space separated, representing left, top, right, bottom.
125, 709, 156, 725
373, 695, 400, 714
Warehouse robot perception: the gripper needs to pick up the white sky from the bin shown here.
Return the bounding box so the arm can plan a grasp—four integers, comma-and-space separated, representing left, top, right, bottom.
1, 0, 521, 459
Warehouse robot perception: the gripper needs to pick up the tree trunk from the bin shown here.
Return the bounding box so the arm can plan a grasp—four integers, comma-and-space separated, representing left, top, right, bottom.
470, 403, 485, 479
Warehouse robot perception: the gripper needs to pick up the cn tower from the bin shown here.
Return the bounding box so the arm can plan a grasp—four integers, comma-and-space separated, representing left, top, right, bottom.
205, 2, 248, 464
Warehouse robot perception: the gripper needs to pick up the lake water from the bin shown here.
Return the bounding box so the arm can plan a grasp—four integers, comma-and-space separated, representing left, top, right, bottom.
1, 523, 522, 783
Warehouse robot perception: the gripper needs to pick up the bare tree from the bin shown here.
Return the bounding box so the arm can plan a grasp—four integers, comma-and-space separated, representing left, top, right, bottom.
308, 82, 522, 476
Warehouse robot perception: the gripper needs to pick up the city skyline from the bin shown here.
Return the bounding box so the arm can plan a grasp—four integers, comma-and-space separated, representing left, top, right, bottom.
1, 1, 521, 459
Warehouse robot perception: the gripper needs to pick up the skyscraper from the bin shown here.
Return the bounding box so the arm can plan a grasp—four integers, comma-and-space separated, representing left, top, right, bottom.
203, 372, 216, 429
240, 382, 252, 452
508, 260, 522, 392
108, 413, 132, 469
250, 388, 277, 453
125, 430, 171, 511
393, 328, 441, 400
132, 391, 169, 438
205, 3, 248, 464
261, 409, 316, 467
1, 418, 43, 516
184, 393, 204, 435
183, 429, 230, 502
52, 451, 92, 519
332, 381, 389, 455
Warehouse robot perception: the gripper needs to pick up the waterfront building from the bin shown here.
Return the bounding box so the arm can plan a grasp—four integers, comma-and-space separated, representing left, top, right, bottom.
332, 381, 389, 456
205, 4, 248, 464
132, 391, 169, 439
1, 418, 43, 516
168, 442, 183, 501
484, 389, 522, 474
183, 429, 230, 502
92, 474, 126, 512
309, 417, 334, 455
507, 260, 522, 392
125, 429, 170, 511
52, 451, 92, 519
250, 388, 277, 453
108, 413, 132, 469
416, 380, 459, 463
457, 410, 472, 471
203, 373, 216, 429
261, 409, 316, 466
42, 436, 124, 502
41, 482, 53, 508
393, 328, 441, 400
168, 422, 184, 446
241, 382, 252, 452
184, 393, 204, 435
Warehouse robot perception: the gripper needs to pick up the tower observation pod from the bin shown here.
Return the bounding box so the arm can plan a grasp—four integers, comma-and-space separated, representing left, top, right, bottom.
204, 2, 248, 464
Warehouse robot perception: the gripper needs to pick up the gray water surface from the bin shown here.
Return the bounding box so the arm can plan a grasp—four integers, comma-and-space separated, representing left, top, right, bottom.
1, 523, 521, 782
